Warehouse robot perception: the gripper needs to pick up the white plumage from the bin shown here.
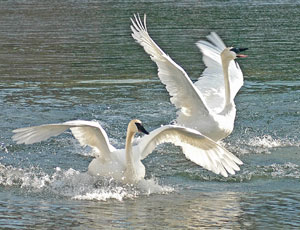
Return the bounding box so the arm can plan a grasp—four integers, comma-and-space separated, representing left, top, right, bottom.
12, 119, 242, 183
131, 14, 247, 141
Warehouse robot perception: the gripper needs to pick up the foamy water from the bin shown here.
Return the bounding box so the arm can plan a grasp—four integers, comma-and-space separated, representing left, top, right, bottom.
1, 132, 298, 201
226, 134, 299, 155
0, 164, 173, 201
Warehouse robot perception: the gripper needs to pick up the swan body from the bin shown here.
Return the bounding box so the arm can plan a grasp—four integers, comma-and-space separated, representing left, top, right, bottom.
131, 14, 247, 141
12, 119, 243, 183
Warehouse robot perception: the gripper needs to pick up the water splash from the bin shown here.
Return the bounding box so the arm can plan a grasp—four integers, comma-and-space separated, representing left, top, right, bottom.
227, 134, 299, 155
0, 164, 50, 189
240, 162, 300, 181
248, 135, 294, 148
0, 163, 173, 201
176, 161, 300, 183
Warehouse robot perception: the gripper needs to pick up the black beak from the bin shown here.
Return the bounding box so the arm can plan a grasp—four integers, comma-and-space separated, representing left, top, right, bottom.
135, 123, 149, 135
230, 47, 248, 58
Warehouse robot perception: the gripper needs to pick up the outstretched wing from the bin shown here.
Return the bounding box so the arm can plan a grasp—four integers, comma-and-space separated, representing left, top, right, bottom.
135, 125, 243, 177
131, 14, 210, 119
12, 120, 116, 160
195, 32, 244, 112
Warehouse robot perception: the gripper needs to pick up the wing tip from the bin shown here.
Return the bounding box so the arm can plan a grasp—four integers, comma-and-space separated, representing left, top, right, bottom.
131, 13, 147, 32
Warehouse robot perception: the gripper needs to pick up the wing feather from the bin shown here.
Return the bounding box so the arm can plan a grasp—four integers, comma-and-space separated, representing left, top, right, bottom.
135, 125, 243, 177
12, 120, 115, 160
131, 14, 210, 118
12, 125, 70, 144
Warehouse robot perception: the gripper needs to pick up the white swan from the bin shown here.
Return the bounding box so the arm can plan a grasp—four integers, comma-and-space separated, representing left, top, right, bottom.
12, 119, 242, 183
131, 14, 248, 141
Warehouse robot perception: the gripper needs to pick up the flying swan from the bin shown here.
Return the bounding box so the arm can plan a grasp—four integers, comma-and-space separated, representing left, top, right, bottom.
131, 14, 248, 141
12, 119, 242, 184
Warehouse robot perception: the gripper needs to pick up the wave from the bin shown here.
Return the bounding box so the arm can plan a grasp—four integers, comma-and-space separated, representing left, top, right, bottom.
178, 162, 300, 183
226, 134, 299, 155
0, 164, 173, 201
237, 162, 300, 181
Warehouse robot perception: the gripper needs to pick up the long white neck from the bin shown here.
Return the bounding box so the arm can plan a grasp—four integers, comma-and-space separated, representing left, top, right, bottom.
124, 129, 136, 182
222, 58, 232, 107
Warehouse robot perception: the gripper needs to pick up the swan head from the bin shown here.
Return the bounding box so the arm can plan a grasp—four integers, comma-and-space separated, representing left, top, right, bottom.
221, 47, 248, 62
128, 119, 149, 135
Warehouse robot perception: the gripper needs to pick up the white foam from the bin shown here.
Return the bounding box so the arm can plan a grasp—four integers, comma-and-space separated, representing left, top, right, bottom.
234, 162, 300, 182
248, 135, 286, 148
269, 162, 300, 179
72, 178, 174, 201
226, 134, 299, 155
0, 163, 173, 201
0, 164, 50, 188
72, 187, 135, 201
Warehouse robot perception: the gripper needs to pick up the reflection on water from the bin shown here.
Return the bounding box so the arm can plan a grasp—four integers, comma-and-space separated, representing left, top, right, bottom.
0, 187, 243, 229
2, 188, 299, 229
0, 0, 300, 229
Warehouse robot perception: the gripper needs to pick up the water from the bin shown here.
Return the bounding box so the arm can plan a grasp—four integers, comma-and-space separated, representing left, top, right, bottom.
0, 0, 299, 229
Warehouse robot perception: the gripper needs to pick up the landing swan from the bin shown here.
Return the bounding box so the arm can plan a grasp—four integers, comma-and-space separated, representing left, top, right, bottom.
12, 119, 242, 183
131, 14, 248, 141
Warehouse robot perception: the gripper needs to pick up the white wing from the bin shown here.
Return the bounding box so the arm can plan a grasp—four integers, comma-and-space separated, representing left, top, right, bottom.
131, 14, 211, 119
12, 120, 116, 160
135, 125, 243, 177
195, 32, 244, 112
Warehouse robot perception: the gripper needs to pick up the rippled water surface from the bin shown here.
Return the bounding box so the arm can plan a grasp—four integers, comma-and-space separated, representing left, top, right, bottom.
0, 0, 299, 229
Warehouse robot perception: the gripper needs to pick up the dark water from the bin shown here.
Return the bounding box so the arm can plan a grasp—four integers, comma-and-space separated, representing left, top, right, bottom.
0, 0, 300, 229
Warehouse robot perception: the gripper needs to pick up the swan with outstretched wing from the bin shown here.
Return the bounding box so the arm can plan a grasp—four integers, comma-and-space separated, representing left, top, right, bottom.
13, 119, 242, 184
131, 14, 247, 141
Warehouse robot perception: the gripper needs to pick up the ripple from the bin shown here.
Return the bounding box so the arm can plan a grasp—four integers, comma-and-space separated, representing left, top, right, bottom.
76, 79, 159, 85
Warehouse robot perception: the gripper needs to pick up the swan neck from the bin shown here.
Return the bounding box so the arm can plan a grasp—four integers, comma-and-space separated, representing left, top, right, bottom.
222, 59, 232, 106
125, 129, 135, 175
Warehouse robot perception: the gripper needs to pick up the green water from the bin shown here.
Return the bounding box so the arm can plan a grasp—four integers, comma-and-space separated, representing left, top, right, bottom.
0, 1, 299, 229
